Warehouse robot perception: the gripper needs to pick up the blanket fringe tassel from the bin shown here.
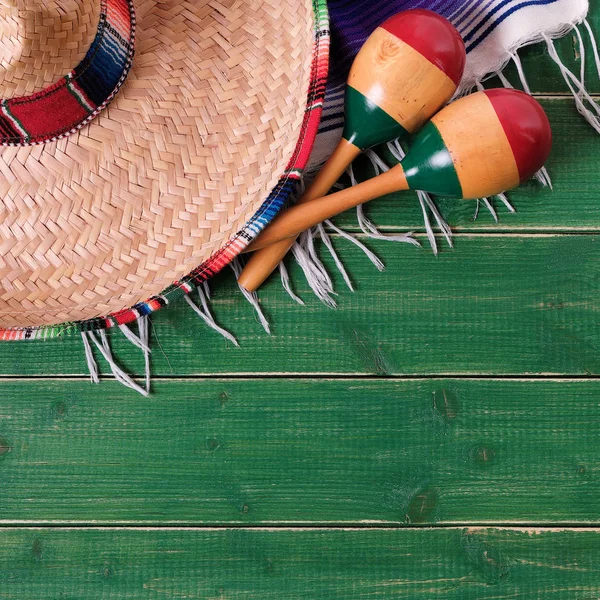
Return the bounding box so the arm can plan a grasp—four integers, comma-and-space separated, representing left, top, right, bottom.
82, 315, 151, 397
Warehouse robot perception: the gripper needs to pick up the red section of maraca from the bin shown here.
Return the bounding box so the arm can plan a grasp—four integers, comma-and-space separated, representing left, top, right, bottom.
380, 10, 466, 86
484, 89, 553, 182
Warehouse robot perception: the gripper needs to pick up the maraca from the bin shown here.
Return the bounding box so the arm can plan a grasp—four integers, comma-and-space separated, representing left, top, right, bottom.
243, 90, 552, 251
237, 9, 466, 292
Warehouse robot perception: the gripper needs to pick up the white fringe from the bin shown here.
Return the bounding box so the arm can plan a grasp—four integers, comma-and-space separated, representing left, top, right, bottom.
317, 222, 354, 291
118, 316, 151, 393
273, 176, 337, 307
363, 149, 389, 173
81, 331, 99, 384
421, 191, 454, 250
325, 219, 385, 272
584, 18, 600, 79
231, 258, 271, 334
482, 198, 499, 223
536, 166, 553, 189
497, 193, 516, 213
82, 317, 152, 395
138, 316, 151, 393
293, 229, 337, 308
184, 287, 239, 347
118, 318, 151, 354
82, 328, 150, 397
356, 153, 421, 247
496, 69, 514, 89
511, 51, 532, 94
574, 24, 586, 91
278, 261, 305, 305
544, 33, 600, 134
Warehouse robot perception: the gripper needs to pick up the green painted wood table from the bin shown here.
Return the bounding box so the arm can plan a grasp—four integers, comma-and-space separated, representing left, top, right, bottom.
1, 10, 600, 598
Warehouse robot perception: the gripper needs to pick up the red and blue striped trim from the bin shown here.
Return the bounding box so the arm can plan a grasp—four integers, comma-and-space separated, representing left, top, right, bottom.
0, 0, 135, 146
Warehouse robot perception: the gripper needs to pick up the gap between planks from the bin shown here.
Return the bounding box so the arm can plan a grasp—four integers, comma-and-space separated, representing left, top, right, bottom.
1, 375, 600, 381
323, 232, 600, 238
1, 525, 600, 532
331, 227, 600, 234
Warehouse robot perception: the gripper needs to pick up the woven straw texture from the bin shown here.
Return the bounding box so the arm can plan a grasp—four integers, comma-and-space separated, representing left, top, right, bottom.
0, 0, 319, 329
0, 0, 100, 98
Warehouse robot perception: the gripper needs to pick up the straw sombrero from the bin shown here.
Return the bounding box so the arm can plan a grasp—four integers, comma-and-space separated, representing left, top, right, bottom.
0, 0, 329, 339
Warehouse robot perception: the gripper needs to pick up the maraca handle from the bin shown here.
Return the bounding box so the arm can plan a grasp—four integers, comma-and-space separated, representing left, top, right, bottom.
245, 165, 408, 252
238, 141, 360, 291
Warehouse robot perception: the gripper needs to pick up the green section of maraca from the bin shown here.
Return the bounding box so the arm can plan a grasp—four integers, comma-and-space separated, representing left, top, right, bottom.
343, 86, 409, 150
402, 121, 463, 198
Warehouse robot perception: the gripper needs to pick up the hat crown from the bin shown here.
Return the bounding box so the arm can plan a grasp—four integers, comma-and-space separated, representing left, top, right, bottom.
0, 0, 134, 146
0, 0, 100, 99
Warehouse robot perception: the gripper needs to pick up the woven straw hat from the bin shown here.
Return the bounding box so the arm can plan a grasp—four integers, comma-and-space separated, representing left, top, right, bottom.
0, 0, 329, 338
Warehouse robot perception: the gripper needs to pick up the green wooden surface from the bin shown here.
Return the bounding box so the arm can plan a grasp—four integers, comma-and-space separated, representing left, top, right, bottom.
0, 528, 599, 598
0, 379, 598, 524
2, 7, 600, 597
2, 235, 598, 377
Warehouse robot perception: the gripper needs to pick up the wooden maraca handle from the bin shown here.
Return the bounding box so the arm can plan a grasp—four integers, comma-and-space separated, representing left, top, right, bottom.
237, 141, 360, 292
246, 166, 408, 252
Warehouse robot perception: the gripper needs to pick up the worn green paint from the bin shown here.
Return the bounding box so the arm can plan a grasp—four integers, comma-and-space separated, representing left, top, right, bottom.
0, 378, 598, 524
343, 85, 409, 149
402, 121, 463, 197
0, 528, 599, 598
1, 235, 597, 377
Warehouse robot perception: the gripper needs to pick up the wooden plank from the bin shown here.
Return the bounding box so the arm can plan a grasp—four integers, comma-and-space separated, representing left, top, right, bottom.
0, 528, 599, 598
1, 235, 597, 377
333, 99, 600, 232
0, 378, 598, 524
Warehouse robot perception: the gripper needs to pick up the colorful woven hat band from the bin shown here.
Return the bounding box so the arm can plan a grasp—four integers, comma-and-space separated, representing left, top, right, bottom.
0, 0, 135, 146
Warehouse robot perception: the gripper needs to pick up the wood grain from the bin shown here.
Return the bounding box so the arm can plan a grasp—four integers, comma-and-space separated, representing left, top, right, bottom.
0, 528, 599, 598
349, 28, 457, 133
0, 378, 598, 524
0, 234, 597, 377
